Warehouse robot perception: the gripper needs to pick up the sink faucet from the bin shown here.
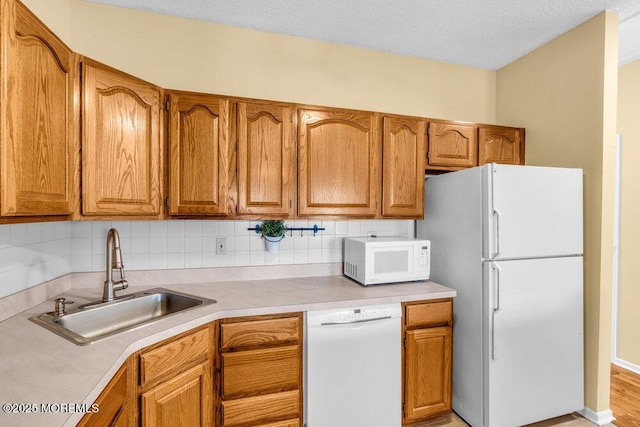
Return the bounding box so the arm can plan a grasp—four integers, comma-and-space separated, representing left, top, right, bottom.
103, 228, 128, 302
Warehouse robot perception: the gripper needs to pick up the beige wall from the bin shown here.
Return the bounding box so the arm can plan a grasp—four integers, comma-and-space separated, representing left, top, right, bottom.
496, 12, 618, 412
24, 0, 496, 123
616, 60, 640, 368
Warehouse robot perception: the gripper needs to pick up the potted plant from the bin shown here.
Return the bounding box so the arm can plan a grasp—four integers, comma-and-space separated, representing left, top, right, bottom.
260, 220, 287, 252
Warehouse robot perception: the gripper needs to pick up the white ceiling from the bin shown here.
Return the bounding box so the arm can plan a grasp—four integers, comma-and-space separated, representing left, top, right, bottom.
85, 0, 640, 70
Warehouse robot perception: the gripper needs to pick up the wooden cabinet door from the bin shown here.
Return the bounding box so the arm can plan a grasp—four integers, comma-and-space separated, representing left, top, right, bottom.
0, 1, 76, 216
142, 361, 214, 427
81, 59, 162, 216
237, 101, 295, 216
168, 92, 230, 215
479, 125, 525, 165
404, 326, 452, 423
78, 360, 133, 427
382, 116, 425, 218
427, 122, 478, 170
298, 108, 380, 216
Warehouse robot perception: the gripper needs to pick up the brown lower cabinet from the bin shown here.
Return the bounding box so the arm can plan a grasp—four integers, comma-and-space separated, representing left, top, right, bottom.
403, 299, 453, 424
79, 304, 452, 426
141, 361, 213, 427
219, 313, 303, 427
77, 358, 135, 427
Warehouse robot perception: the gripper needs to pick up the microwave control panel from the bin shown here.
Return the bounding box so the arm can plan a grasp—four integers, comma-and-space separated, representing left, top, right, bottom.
419, 243, 431, 276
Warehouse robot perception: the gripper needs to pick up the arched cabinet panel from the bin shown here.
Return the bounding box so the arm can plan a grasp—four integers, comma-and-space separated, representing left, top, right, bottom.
82, 59, 162, 216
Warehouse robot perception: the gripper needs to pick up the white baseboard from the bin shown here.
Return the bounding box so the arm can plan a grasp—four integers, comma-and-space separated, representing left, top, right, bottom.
613, 357, 640, 375
579, 407, 615, 425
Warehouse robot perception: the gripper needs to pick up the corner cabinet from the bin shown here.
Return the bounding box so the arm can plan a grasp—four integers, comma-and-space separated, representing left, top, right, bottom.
298, 108, 380, 217
77, 359, 136, 427
479, 125, 525, 165
167, 91, 231, 216
403, 299, 453, 424
81, 58, 163, 217
0, 0, 77, 217
139, 326, 215, 427
382, 116, 426, 218
236, 100, 296, 217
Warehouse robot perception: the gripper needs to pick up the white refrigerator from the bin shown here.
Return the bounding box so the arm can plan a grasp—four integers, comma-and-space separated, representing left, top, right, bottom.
417, 164, 584, 427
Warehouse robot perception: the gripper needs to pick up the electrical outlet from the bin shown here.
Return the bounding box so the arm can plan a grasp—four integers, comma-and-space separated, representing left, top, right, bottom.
216, 238, 227, 255
367, 231, 378, 238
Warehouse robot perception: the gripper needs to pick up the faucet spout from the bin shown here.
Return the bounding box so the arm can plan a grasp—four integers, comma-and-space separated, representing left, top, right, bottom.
103, 228, 129, 302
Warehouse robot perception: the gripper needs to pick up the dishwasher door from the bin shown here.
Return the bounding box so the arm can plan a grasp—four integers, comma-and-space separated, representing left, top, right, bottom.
306, 303, 402, 427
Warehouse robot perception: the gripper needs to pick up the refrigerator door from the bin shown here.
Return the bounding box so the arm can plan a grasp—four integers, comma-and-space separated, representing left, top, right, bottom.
483, 257, 584, 427
483, 164, 583, 260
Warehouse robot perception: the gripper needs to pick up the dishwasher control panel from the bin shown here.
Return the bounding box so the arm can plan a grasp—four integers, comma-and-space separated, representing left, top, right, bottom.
325, 307, 395, 323
306, 303, 402, 327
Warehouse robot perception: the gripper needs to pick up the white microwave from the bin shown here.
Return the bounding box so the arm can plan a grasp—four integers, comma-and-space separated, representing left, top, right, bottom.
344, 237, 430, 285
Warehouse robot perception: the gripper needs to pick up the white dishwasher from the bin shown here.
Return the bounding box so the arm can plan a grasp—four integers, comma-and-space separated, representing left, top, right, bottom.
306, 303, 402, 427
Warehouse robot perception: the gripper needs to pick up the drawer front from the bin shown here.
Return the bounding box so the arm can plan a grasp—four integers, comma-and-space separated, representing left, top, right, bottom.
405, 300, 452, 328
258, 419, 301, 427
222, 390, 300, 426
222, 345, 300, 398
221, 316, 300, 350
140, 327, 210, 386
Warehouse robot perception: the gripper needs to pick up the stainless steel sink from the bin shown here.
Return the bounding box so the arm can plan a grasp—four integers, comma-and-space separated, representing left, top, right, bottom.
30, 288, 216, 345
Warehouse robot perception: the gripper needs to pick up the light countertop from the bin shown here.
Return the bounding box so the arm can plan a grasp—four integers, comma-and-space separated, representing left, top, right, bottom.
0, 273, 455, 427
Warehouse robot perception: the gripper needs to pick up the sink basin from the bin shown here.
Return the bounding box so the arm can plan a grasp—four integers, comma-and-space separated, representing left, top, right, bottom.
30, 288, 216, 345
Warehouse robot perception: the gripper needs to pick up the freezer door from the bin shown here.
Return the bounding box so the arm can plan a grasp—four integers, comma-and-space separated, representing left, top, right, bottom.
484, 164, 583, 259
483, 257, 584, 427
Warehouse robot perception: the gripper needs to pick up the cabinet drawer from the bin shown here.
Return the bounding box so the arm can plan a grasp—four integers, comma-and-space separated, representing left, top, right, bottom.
140, 327, 210, 386
222, 390, 300, 426
405, 300, 452, 328
258, 419, 300, 427
222, 345, 300, 398
221, 316, 300, 350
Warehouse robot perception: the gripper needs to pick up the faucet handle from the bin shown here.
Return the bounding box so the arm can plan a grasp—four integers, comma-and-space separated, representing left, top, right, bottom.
54, 298, 73, 316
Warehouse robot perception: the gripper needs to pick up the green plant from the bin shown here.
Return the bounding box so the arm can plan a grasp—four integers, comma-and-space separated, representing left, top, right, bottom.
260, 220, 287, 238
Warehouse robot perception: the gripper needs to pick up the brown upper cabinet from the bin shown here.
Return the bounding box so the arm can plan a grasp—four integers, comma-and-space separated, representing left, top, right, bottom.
298, 108, 380, 217
0, 0, 77, 217
81, 58, 163, 217
167, 91, 231, 216
479, 125, 525, 165
237, 100, 296, 217
427, 121, 525, 172
1, 0, 526, 223
382, 116, 426, 218
426, 121, 478, 171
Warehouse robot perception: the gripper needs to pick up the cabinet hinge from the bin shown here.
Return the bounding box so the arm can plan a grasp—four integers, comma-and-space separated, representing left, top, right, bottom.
165, 197, 169, 208
289, 200, 292, 209
427, 127, 431, 135
402, 402, 406, 416
166, 101, 170, 111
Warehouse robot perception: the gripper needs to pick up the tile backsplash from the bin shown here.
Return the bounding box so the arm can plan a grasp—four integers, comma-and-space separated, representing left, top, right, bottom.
0, 219, 413, 298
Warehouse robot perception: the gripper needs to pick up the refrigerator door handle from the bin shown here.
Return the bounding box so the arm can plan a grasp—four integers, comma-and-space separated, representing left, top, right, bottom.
492, 209, 501, 259
491, 262, 501, 360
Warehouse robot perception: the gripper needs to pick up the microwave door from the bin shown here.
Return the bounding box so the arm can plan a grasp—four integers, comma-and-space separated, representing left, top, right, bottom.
367, 247, 414, 284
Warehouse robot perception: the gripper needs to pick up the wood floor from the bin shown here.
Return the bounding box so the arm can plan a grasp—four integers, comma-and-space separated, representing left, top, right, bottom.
611, 364, 640, 427
415, 363, 640, 427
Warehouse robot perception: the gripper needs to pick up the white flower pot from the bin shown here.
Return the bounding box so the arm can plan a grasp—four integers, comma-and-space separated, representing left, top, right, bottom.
263, 235, 284, 252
